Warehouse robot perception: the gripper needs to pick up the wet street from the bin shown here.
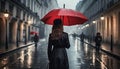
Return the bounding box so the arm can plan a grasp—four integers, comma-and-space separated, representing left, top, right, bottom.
0, 35, 120, 69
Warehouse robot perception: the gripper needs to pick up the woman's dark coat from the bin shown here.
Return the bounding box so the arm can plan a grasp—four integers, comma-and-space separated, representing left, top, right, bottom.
48, 32, 70, 69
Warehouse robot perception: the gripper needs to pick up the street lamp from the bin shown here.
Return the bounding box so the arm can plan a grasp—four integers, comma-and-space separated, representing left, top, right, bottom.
4, 10, 9, 50
100, 16, 105, 42
16, 23, 19, 47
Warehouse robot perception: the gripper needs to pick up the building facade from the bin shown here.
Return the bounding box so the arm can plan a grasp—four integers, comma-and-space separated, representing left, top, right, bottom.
0, 0, 58, 48
76, 0, 120, 45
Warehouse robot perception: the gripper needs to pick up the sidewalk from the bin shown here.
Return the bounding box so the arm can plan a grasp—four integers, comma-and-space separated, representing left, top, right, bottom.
0, 42, 34, 56
84, 39, 120, 60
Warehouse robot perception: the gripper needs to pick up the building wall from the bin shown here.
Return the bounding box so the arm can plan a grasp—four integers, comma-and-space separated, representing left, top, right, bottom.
76, 0, 120, 45
0, 0, 58, 47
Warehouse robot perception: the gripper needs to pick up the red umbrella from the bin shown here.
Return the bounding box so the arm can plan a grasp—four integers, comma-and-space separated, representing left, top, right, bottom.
41, 8, 88, 26
30, 31, 37, 35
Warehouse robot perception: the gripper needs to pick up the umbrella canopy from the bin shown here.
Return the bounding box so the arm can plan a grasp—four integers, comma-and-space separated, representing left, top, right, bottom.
30, 31, 35, 35
41, 8, 88, 26
30, 31, 38, 35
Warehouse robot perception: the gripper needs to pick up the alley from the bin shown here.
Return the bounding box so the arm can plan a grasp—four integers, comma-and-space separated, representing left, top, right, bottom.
0, 36, 120, 69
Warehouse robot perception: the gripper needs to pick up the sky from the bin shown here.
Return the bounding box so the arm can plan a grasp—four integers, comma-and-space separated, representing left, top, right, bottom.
57, 0, 83, 10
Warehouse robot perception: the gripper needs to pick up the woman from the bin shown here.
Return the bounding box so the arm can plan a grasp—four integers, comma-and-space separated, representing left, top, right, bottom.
48, 19, 70, 69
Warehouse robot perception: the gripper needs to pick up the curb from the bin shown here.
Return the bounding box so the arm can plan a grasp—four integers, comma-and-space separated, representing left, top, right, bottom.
0, 43, 35, 57
84, 41, 120, 60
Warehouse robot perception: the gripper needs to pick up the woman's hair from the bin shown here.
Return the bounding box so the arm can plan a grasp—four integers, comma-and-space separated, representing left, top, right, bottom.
51, 19, 63, 40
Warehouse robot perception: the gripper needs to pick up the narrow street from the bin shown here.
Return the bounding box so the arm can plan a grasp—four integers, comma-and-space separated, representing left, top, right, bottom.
0, 0, 120, 69
0, 36, 120, 69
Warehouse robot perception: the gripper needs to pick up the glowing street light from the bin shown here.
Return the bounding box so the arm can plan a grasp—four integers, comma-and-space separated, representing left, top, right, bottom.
85, 24, 89, 27
28, 20, 32, 25
93, 21, 96, 24
101, 16, 105, 20
4, 13, 9, 18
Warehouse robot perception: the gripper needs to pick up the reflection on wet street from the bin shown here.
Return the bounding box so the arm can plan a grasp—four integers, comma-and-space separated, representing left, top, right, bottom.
0, 43, 48, 69
0, 36, 120, 69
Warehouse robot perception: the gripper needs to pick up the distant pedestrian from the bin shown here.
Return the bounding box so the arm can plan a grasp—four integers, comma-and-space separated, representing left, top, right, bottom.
33, 33, 39, 47
95, 32, 102, 52
80, 32, 85, 42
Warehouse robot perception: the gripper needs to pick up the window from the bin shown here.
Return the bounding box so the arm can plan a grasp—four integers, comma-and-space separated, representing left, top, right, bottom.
0, 1, 5, 12
16, 8, 21, 18
9, 4, 14, 15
